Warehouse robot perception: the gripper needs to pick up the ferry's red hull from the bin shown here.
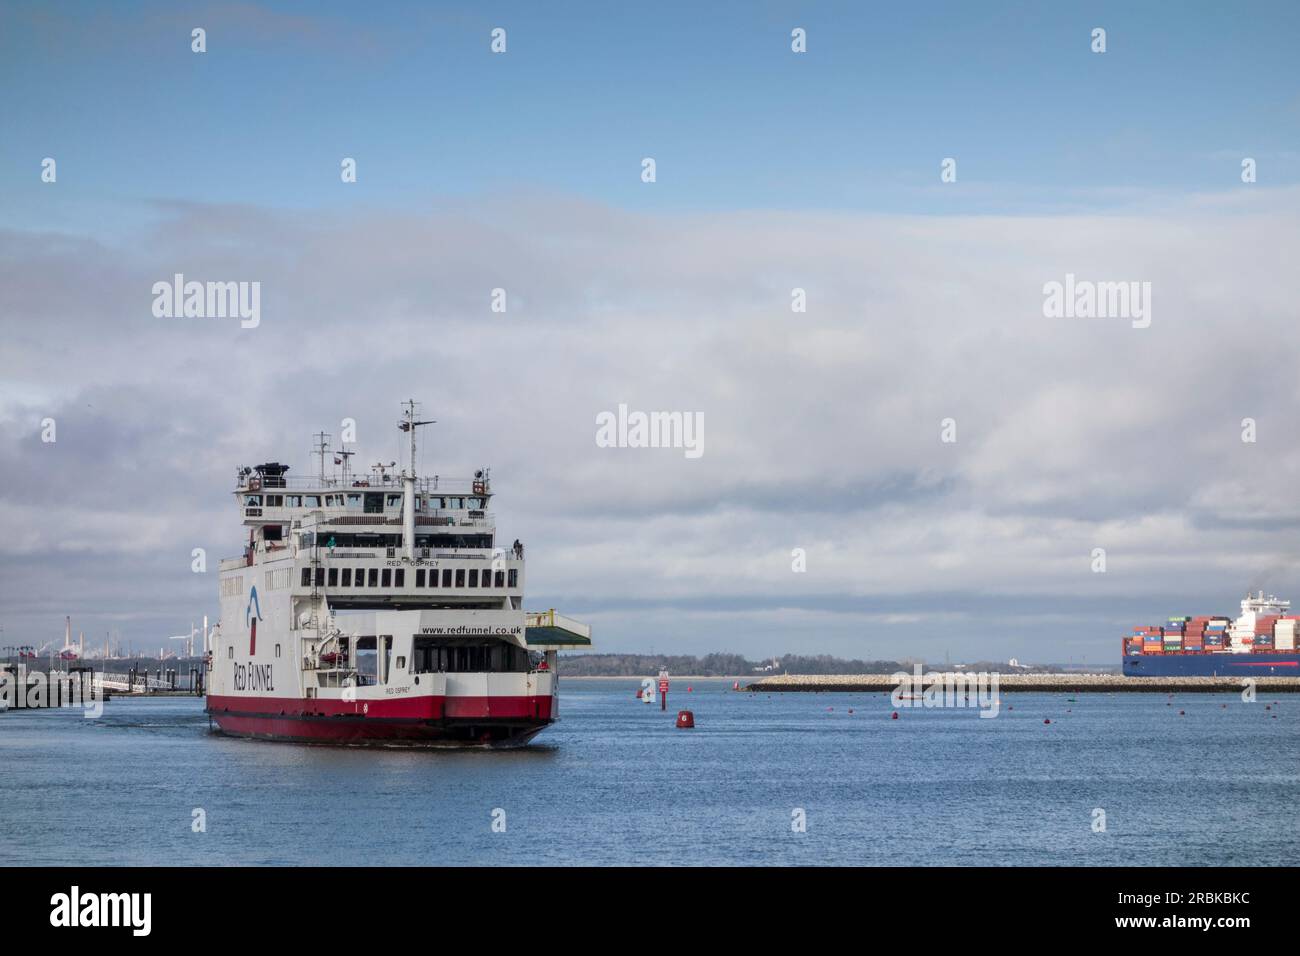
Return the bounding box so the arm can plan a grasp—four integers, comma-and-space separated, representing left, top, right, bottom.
206, 694, 554, 746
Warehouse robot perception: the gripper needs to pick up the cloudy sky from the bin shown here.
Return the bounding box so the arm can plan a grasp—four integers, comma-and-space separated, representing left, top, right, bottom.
2, 1, 1299, 663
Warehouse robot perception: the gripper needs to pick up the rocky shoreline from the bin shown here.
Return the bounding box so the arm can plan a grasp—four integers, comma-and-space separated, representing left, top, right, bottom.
746, 673, 1300, 693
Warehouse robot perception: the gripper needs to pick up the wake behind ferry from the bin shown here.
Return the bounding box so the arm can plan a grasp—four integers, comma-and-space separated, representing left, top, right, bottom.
1123, 591, 1300, 677
205, 401, 591, 745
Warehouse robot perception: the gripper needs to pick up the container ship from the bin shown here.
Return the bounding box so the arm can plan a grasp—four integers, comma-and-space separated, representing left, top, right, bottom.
1123, 591, 1300, 676
204, 401, 592, 745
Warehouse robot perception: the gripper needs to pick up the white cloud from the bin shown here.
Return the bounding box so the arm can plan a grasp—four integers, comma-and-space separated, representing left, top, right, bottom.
2, 188, 1297, 660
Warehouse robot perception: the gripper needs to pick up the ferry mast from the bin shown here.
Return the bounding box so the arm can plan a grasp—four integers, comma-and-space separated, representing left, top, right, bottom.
398, 400, 435, 562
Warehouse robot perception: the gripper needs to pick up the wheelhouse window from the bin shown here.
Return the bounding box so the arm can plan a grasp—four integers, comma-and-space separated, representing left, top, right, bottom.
305, 495, 321, 507
244, 494, 262, 506
287, 495, 302, 507
386, 494, 402, 509
266, 494, 283, 507
347, 493, 362, 510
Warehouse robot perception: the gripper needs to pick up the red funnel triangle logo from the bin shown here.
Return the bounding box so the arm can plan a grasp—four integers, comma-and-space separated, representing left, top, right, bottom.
246, 586, 264, 655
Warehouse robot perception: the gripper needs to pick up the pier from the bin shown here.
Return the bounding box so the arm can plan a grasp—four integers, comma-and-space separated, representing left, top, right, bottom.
746, 673, 1300, 693
0, 661, 206, 709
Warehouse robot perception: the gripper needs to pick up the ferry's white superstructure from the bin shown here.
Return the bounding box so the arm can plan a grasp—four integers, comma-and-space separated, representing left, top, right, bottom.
205, 402, 591, 745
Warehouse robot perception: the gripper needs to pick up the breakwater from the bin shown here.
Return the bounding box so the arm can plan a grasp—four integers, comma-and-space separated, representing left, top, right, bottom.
747, 673, 1300, 693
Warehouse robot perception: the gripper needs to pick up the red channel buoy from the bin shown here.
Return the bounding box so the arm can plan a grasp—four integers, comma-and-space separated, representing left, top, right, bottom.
891, 711, 899, 720
676, 710, 695, 729
1043, 718, 1051, 725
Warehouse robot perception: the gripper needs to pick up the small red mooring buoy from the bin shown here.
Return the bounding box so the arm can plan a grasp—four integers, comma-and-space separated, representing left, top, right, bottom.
891, 711, 899, 720
1043, 718, 1051, 725
1179, 710, 1185, 716
733, 681, 739, 691
676, 710, 695, 729
687, 686, 692, 693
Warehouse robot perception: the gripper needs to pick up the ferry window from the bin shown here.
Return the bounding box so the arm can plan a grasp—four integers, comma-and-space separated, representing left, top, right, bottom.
396, 656, 406, 670
395, 569, 405, 587
386, 494, 402, 509
275, 644, 281, 658
228, 646, 233, 659
382, 569, 392, 587
468, 569, 479, 588
314, 568, 325, 587
328, 568, 338, 587
364, 493, 383, 514
469, 497, 482, 509
368, 568, 378, 587
266, 495, 283, 507
347, 494, 362, 510
415, 569, 425, 587
264, 524, 283, 542
305, 495, 321, 507
508, 569, 518, 588
301, 567, 311, 587
355, 568, 365, 587
287, 495, 302, 507
342, 568, 352, 587
244, 494, 262, 506
494, 570, 505, 587
455, 568, 465, 588
449, 497, 464, 509
437, 497, 447, 509
441, 569, 452, 587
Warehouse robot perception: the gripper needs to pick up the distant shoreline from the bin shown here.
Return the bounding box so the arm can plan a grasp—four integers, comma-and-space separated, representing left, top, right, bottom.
562, 675, 747, 681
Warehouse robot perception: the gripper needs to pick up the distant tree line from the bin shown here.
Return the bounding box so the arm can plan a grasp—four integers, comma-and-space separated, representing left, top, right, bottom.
557, 653, 1061, 676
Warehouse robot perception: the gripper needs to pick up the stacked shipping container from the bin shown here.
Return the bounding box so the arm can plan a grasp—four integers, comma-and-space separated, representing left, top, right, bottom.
1128, 613, 1297, 654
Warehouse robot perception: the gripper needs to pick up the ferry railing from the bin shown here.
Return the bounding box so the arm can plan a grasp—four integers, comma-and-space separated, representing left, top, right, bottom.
239, 475, 487, 494
242, 509, 494, 529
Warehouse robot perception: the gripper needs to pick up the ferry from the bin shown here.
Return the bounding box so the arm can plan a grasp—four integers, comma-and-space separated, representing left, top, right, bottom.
1122, 591, 1300, 676
205, 401, 591, 745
